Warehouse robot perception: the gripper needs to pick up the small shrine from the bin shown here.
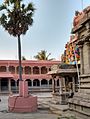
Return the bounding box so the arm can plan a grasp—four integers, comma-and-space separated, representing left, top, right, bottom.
48, 64, 78, 105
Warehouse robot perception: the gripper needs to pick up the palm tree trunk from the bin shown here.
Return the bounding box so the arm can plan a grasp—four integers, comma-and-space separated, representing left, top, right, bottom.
18, 35, 22, 81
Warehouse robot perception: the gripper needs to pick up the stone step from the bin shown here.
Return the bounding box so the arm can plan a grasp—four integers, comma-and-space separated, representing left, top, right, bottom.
49, 103, 69, 115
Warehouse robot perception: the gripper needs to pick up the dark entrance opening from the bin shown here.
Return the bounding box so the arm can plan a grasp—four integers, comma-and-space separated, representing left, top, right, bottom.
33, 79, 40, 86
1, 78, 8, 91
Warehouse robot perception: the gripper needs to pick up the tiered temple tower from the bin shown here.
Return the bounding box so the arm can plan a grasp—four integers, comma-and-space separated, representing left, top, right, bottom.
69, 6, 90, 118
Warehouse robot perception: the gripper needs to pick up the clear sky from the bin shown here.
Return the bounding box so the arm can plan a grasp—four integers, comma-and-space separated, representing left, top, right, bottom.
0, 0, 90, 60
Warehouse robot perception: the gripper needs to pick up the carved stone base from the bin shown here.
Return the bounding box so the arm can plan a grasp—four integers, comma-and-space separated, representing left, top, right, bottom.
8, 81, 37, 113
68, 92, 90, 117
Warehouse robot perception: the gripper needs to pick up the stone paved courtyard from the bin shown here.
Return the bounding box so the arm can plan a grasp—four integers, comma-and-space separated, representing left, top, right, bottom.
0, 93, 59, 119
0, 93, 81, 119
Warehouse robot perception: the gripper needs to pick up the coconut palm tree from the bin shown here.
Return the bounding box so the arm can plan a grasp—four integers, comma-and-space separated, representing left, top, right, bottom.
0, 0, 35, 81
34, 50, 54, 60
22, 56, 26, 60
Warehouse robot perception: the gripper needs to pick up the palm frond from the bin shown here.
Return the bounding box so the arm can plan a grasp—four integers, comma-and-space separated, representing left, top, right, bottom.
9, 0, 15, 4
34, 50, 54, 60
0, 14, 7, 26
0, 4, 6, 11
0, 0, 35, 37
27, 3, 35, 12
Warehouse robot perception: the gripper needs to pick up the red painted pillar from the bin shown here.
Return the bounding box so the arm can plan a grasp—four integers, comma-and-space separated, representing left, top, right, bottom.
19, 81, 28, 97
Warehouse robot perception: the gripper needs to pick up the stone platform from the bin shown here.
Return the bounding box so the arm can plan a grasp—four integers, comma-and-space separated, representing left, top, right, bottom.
8, 95, 37, 113
68, 92, 90, 118
8, 81, 37, 113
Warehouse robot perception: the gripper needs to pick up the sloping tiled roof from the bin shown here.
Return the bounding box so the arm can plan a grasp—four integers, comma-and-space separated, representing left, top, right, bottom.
48, 68, 77, 75
48, 64, 77, 76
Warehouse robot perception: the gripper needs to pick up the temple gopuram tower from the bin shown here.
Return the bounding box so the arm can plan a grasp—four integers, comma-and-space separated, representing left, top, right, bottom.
69, 6, 90, 118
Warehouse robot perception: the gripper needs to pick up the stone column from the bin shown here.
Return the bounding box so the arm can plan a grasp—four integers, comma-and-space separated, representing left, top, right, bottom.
40, 79, 41, 87
79, 45, 84, 74
15, 67, 17, 74
55, 78, 57, 88
32, 80, 33, 87
72, 77, 75, 92
39, 67, 41, 74
47, 80, 49, 87
66, 77, 68, 92
23, 66, 25, 74
0, 79, 1, 93
59, 77, 63, 94
52, 76, 56, 93
6, 66, 9, 72
83, 42, 90, 74
8, 79, 11, 93
31, 67, 33, 74
62, 77, 66, 92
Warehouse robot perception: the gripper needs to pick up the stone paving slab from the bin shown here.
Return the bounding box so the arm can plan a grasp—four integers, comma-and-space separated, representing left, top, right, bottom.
0, 110, 58, 119
0, 93, 80, 119
0, 95, 58, 119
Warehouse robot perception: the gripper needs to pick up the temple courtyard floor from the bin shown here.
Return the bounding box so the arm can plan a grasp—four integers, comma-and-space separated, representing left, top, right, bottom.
0, 92, 80, 119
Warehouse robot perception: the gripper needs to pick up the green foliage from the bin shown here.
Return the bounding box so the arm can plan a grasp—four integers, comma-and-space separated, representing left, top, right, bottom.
0, 0, 35, 37
34, 50, 54, 60
22, 56, 26, 60
0, 4, 6, 10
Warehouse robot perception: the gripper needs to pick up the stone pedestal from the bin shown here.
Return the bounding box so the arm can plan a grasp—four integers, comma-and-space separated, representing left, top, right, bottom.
8, 95, 37, 113
8, 81, 37, 113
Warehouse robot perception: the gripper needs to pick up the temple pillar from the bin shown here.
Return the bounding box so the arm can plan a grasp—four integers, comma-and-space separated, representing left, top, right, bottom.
62, 77, 66, 92
0, 79, 1, 93
23, 66, 25, 74
39, 67, 41, 74
15, 67, 17, 74
6, 66, 9, 72
52, 77, 56, 93
55, 78, 57, 90
8, 79, 11, 93
32, 80, 33, 87
66, 77, 69, 92
83, 41, 90, 74
79, 41, 90, 93
39, 79, 41, 87
31, 67, 33, 74
72, 77, 75, 92
79, 45, 84, 74
47, 80, 49, 87
59, 77, 63, 94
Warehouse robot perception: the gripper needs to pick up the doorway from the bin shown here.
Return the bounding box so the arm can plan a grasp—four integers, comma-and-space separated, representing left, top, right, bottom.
1, 78, 8, 91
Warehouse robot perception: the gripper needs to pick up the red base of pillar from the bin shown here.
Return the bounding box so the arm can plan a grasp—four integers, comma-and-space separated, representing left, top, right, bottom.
8, 95, 37, 113
8, 81, 37, 113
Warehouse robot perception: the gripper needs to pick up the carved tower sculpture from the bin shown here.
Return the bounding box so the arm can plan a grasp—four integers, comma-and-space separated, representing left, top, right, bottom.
69, 6, 90, 117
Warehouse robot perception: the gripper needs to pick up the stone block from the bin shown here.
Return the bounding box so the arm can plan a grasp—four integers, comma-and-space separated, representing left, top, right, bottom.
8, 95, 37, 113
